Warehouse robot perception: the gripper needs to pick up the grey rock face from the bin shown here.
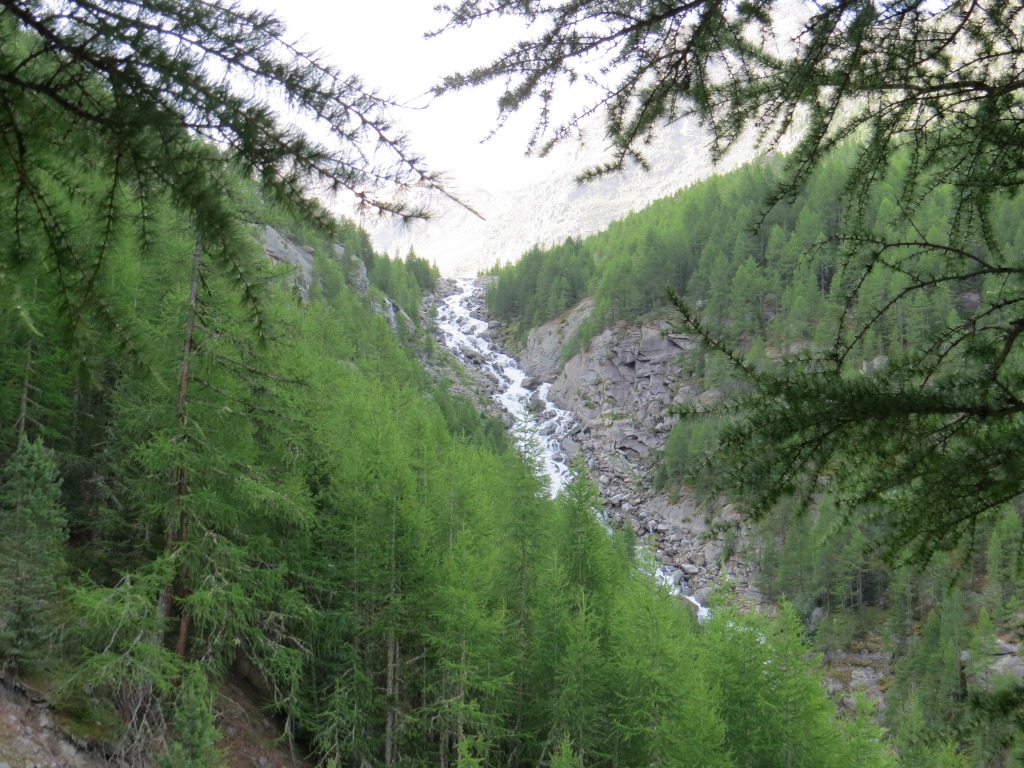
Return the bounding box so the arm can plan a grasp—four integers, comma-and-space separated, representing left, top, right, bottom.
511, 303, 765, 608
526, 314, 695, 464
261, 225, 315, 299
520, 299, 595, 382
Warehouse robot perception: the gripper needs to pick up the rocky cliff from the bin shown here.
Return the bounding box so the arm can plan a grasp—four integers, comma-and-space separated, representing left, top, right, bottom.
513, 301, 764, 607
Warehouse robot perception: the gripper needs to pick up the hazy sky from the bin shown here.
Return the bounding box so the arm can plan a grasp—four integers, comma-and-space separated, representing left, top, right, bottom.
245, 0, 549, 194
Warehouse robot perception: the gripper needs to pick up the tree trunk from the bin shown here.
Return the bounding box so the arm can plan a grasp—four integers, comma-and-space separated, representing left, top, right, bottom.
15, 340, 32, 439
157, 240, 202, 654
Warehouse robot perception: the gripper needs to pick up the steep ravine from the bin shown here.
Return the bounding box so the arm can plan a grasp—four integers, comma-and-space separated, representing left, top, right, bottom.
438, 284, 919, 716
524, 298, 766, 607
431, 279, 763, 608
510, 293, 912, 710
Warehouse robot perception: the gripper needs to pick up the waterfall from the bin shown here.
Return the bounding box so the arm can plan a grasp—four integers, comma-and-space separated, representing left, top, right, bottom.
436, 279, 709, 618
436, 279, 576, 496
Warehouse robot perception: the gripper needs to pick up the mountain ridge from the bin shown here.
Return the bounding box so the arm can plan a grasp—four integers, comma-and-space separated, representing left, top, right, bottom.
368, 117, 790, 277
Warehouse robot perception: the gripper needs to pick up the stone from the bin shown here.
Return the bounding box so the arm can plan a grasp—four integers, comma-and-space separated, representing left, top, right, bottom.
617, 439, 651, 459
638, 329, 673, 357
996, 638, 1019, 655
529, 390, 545, 412
459, 343, 483, 363
681, 563, 701, 576
703, 542, 722, 564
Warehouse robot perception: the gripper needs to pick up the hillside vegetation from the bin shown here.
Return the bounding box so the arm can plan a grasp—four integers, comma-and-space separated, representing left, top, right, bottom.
2, 0, 1014, 763
486, 146, 1024, 764
0, 11, 903, 763
0, 177, 904, 766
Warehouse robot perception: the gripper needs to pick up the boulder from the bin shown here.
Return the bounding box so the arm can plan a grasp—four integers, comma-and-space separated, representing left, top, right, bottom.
529, 390, 545, 412
520, 298, 594, 381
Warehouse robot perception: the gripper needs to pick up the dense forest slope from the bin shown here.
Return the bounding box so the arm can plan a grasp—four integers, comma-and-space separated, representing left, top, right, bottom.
0, 1, 985, 764
0, 179, 901, 766
486, 147, 1024, 766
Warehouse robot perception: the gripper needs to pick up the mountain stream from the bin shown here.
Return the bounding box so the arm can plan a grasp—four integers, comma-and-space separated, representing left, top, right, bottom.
436, 279, 708, 617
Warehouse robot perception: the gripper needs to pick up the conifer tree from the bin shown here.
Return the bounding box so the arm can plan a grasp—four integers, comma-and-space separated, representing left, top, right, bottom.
0, 435, 68, 668
966, 606, 1001, 756
0, 0, 448, 349
549, 734, 584, 768
841, 693, 898, 768
157, 664, 224, 768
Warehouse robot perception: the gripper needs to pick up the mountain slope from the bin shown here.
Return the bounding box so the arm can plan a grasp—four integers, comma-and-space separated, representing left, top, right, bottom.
369, 116, 785, 277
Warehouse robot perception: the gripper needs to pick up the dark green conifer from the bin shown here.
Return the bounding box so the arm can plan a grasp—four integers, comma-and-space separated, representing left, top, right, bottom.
157, 664, 224, 768
0, 435, 68, 668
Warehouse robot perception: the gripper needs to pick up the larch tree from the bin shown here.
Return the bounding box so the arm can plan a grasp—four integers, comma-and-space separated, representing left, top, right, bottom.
0, 435, 69, 669
0, 0, 448, 350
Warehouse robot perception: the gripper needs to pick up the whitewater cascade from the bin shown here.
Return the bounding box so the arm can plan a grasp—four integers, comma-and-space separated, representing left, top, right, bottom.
436, 279, 709, 618
437, 279, 577, 497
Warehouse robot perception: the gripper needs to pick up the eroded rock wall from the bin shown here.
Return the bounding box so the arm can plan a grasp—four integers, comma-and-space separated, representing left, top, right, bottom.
516, 302, 764, 607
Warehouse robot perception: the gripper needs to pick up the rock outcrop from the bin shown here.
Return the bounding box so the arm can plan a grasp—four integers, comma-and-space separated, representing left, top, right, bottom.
513, 301, 764, 606
549, 319, 697, 462
519, 299, 594, 382
261, 225, 315, 299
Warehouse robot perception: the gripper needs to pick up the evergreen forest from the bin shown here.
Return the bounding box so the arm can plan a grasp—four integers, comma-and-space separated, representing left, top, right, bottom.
4, 0, 1024, 765
0, 6, 903, 766
0, 120, 900, 767
485, 145, 1024, 765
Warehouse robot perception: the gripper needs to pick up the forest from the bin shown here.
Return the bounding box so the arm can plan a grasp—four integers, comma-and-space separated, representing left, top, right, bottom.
0, 118, 904, 767
485, 143, 1024, 765
0, 5, 907, 766
4, 0, 1024, 764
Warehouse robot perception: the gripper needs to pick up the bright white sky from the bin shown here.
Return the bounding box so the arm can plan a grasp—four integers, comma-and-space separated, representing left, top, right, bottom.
244, 0, 548, 194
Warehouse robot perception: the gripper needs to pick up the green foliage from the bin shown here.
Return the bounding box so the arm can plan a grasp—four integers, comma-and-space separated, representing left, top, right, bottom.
0, 0, 448, 354
840, 694, 898, 768
984, 509, 1024, 623
0, 8, 906, 764
703, 603, 856, 767
157, 664, 224, 768
486, 239, 594, 338
549, 735, 584, 768
0, 436, 68, 668
439, 0, 1024, 257
653, 419, 719, 494
462, 1, 1024, 582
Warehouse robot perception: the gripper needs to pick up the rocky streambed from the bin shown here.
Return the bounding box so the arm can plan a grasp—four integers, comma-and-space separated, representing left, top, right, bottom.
432, 278, 764, 610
